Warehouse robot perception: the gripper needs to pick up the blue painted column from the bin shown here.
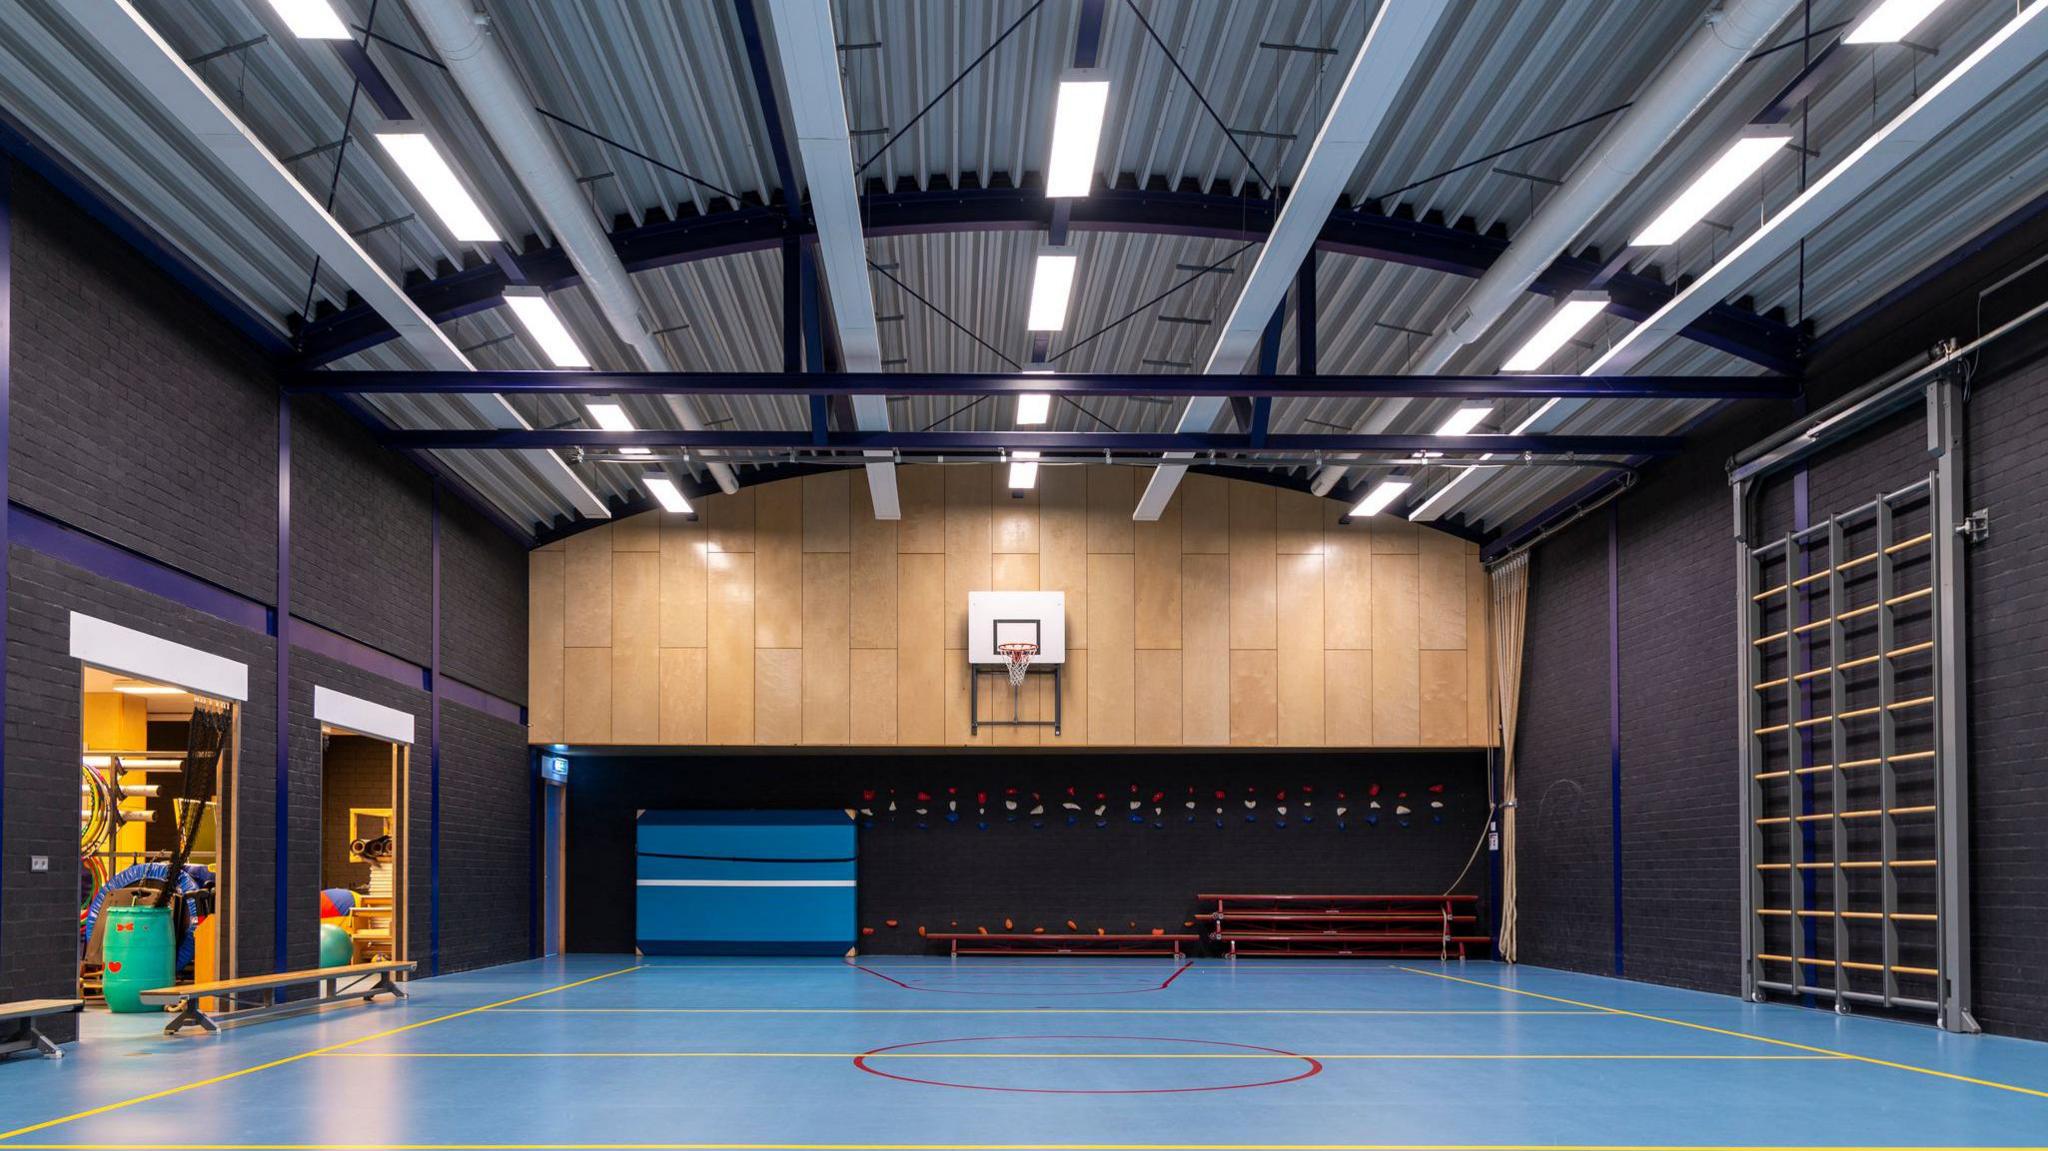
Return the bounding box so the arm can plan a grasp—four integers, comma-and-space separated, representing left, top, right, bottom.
0, 159, 12, 954
274, 393, 291, 971
1608, 502, 1624, 977
429, 482, 442, 976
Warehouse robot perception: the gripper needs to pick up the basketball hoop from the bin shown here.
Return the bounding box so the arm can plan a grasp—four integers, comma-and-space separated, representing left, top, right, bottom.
997, 641, 1038, 688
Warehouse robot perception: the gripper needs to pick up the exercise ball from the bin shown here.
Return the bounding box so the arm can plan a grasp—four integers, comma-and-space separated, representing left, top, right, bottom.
102, 906, 175, 1013
319, 922, 354, 968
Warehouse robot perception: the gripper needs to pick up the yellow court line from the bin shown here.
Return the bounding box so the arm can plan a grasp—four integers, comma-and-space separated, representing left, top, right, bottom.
1397, 967, 2048, 1102
11, 1143, 2048, 1151
0, 965, 644, 1144
491, 1007, 1610, 1015
314, 1051, 1836, 1061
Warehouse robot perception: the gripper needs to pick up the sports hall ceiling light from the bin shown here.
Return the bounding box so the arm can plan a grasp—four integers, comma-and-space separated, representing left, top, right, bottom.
372, 128, 501, 243
1630, 128, 1794, 247
1045, 74, 1111, 198
112, 680, 184, 695
1351, 477, 1414, 519
1502, 293, 1608, 372
502, 287, 592, 369
1433, 402, 1493, 437
586, 400, 652, 455
1008, 450, 1042, 489
262, 0, 351, 39
644, 475, 693, 514
1016, 393, 1052, 425
1844, 0, 1952, 43
1028, 251, 1079, 331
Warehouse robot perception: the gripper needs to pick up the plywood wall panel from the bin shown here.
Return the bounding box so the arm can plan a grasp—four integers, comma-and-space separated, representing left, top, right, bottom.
706, 551, 756, 744
563, 646, 611, 744
802, 472, 852, 553
1135, 649, 1181, 745
1180, 473, 1228, 554
1038, 464, 1088, 648
1466, 548, 1493, 745
1229, 649, 1279, 746
1228, 483, 1277, 649
528, 551, 564, 744
1086, 552, 1136, 744
801, 553, 852, 743
754, 481, 802, 648
849, 508, 897, 649
1134, 495, 1181, 649
532, 470, 1492, 749
1277, 554, 1325, 745
1324, 649, 1372, 746
755, 649, 802, 744
1419, 528, 1468, 650
1419, 649, 1468, 746
658, 513, 707, 648
896, 465, 946, 553
563, 525, 613, 647
658, 648, 706, 744
1181, 553, 1230, 745
706, 487, 754, 554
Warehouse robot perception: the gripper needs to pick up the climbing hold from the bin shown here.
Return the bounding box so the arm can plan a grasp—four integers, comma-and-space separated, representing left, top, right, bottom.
861, 927, 875, 936
1428, 784, 1445, 794
1004, 918, 1014, 930
917, 925, 928, 937
1395, 805, 1411, 815
1067, 920, 1079, 931
885, 919, 899, 928
977, 926, 989, 935
1369, 784, 1381, 797
1336, 806, 1348, 816
1430, 801, 1444, 809
1029, 804, 1045, 815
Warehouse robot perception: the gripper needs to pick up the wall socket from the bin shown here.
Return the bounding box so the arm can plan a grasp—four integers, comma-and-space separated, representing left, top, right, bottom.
30, 855, 50, 873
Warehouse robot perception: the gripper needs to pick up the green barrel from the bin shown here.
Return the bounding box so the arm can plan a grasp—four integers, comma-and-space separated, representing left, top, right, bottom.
102, 906, 175, 1014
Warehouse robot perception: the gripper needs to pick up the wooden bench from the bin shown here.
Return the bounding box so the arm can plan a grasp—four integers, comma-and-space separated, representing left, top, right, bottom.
0, 999, 82, 1059
927, 933, 1199, 958
141, 960, 413, 1035
1197, 894, 1488, 959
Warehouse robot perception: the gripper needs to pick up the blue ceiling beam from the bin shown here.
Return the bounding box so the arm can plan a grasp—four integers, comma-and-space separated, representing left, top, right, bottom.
294, 184, 1805, 373
375, 427, 1682, 456
289, 368, 1798, 401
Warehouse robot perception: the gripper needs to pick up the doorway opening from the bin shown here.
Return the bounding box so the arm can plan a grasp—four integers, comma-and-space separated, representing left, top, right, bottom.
320, 731, 410, 968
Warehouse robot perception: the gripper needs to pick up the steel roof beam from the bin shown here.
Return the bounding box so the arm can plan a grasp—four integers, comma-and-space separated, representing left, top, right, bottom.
290, 369, 1797, 401
295, 186, 1804, 374
761, 0, 898, 518
80, 0, 607, 522
1135, 0, 1451, 522
377, 429, 1680, 456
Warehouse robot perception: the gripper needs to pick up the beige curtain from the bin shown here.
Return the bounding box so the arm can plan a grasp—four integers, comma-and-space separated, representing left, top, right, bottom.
1490, 552, 1531, 962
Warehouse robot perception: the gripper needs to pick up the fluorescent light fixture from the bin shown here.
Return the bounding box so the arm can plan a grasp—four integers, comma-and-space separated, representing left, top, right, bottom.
1028, 252, 1079, 331
1046, 75, 1111, 198
644, 475, 692, 514
373, 129, 500, 243
1502, 294, 1608, 372
112, 680, 184, 695
1630, 128, 1794, 247
262, 0, 351, 39
503, 287, 591, 369
585, 400, 651, 455
1844, 0, 1950, 43
1351, 478, 1414, 519
1008, 451, 1041, 489
1016, 393, 1052, 425
1432, 402, 1493, 437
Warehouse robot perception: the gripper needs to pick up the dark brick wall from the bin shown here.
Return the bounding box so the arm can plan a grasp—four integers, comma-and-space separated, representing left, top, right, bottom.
440, 492, 528, 706
291, 397, 432, 666
1512, 512, 1613, 977
435, 702, 533, 974
1513, 222, 2048, 1037
1, 159, 540, 1027
7, 163, 277, 602
566, 749, 1490, 956
5, 547, 279, 1035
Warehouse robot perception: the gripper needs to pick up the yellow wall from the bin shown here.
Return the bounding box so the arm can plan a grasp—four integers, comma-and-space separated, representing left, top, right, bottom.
527, 467, 1495, 748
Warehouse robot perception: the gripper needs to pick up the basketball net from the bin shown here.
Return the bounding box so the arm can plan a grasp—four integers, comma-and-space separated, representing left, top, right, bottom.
997, 641, 1037, 689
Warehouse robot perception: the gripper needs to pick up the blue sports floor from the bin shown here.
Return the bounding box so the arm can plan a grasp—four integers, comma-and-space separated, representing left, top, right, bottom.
3, 955, 2047, 1149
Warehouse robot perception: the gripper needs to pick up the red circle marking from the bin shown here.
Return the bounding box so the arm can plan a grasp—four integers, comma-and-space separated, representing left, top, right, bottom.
851, 1034, 1323, 1094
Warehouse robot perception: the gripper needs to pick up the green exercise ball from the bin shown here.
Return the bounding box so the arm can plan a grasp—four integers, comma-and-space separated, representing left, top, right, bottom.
102, 906, 175, 1014
319, 921, 354, 968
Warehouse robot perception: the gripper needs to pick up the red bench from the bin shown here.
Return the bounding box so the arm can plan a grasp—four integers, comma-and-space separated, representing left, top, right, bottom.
926, 933, 1199, 957
1197, 894, 1488, 959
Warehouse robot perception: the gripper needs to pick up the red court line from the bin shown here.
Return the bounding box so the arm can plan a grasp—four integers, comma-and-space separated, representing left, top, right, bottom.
847, 959, 1196, 997
851, 1033, 1323, 1094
